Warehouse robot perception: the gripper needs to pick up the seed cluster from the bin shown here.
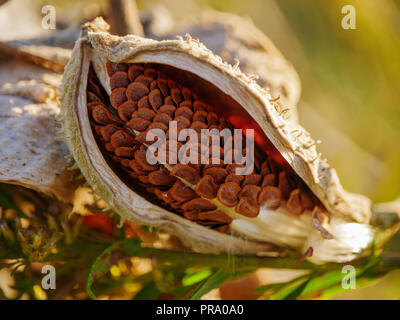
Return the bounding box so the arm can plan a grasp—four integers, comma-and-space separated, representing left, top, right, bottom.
86, 62, 320, 233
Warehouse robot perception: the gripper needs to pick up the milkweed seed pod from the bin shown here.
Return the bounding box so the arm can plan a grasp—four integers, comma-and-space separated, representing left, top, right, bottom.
60, 18, 373, 263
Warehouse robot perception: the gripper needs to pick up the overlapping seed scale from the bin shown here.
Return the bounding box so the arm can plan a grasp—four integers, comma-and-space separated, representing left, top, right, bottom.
85, 62, 321, 233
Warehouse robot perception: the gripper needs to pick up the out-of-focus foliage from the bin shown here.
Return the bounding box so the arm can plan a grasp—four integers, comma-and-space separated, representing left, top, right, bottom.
1, 183, 399, 300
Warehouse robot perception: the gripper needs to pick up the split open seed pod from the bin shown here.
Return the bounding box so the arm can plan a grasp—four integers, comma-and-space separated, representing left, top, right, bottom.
60, 18, 373, 263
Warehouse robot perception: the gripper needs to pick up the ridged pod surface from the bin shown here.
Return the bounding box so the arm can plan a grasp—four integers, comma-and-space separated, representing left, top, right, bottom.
60, 18, 373, 261
0, 53, 79, 201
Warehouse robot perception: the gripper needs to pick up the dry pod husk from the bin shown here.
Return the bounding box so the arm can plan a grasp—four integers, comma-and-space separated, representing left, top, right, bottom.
0, 53, 79, 201
60, 18, 373, 263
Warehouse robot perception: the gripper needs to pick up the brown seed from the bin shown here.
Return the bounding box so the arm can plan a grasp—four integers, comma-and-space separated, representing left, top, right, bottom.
110, 71, 130, 89
175, 106, 193, 120
100, 124, 120, 141
207, 112, 219, 125
120, 159, 131, 168
138, 96, 150, 108
105, 143, 114, 152
147, 122, 169, 132
286, 189, 304, 216
134, 131, 151, 144
135, 75, 153, 87
117, 101, 137, 121
110, 130, 135, 148
149, 89, 163, 111
127, 118, 151, 131
92, 105, 122, 125
258, 186, 281, 210
150, 80, 158, 91
261, 173, 276, 187
110, 88, 127, 108
179, 100, 193, 110
190, 121, 208, 133
193, 100, 206, 112
154, 104, 172, 115
183, 211, 198, 220
171, 88, 183, 105
88, 101, 105, 113
225, 174, 244, 185
126, 82, 149, 101
129, 159, 146, 175
134, 149, 159, 171
157, 79, 170, 96
148, 169, 176, 186
169, 180, 197, 202
93, 124, 103, 136
195, 175, 219, 199
217, 182, 241, 207
242, 174, 262, 187
133, 108, 155, 121
138, 175, 150, 184
181, 198, 217, 211
217, 225, 230, 233
128, 64, 144, 82
193, 110, 208, 123
174, 116, 191, 129
235, 197, 260, 217
203, 167, 228, 185
115, 147, 135, 158
198, 210, 232, 224
170, 201, 184, 209
239, 185, 261, 203
170, 164, 200, 185
164, 96, 175, 106
153, 113, 173, 126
